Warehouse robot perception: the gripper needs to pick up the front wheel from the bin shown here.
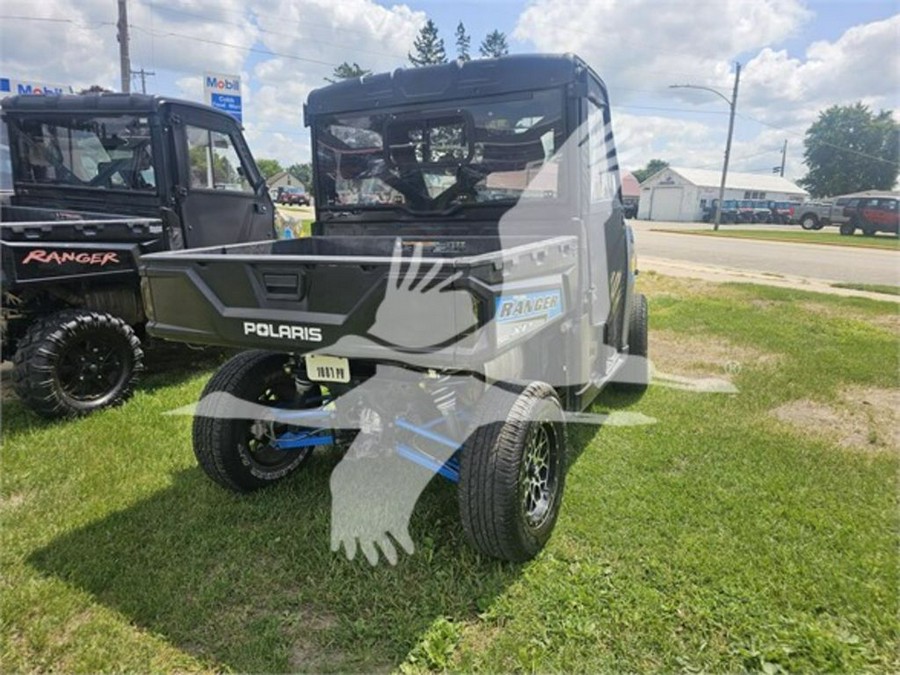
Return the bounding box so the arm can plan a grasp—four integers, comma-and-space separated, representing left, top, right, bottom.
458, 381, 567, 562
192, 350, 325, 493
12, 309, 143, 418
839, 222, 856, 236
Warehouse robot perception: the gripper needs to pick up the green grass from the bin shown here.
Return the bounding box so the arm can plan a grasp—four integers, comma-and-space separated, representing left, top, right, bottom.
656, 228, 900, 250
832, 282, 900, 297
2, 278, 898, 672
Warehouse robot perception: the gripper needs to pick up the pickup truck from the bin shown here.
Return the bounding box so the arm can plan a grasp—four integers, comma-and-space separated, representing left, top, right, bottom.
1, 93, 275, 418
140, 54, 647, 562
794, 198, 850, 231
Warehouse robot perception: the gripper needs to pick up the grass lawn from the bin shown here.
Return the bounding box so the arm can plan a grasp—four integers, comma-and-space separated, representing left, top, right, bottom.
1, 276, 898, 672
656, 228, 900, 251
832, 282, 900, 297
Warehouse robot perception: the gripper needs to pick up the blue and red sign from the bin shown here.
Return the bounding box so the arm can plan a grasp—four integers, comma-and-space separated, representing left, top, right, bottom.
204, 72, 242, 123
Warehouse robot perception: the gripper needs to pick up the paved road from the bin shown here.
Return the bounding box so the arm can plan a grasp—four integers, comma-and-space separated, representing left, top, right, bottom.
631, 221, 899, 286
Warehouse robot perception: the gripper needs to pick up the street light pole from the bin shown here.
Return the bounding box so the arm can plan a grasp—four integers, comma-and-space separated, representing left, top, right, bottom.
670, 62, 741, 231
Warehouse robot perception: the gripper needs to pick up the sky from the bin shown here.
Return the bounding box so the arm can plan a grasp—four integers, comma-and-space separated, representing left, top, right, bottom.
0, 0, 897, 181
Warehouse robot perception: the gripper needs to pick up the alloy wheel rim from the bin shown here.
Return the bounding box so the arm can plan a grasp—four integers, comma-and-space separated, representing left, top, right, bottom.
57, 334, 128, 402
520, 422, 557, 529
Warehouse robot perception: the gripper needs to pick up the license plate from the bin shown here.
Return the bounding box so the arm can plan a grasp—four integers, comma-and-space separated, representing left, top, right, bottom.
304, 354, 350, 383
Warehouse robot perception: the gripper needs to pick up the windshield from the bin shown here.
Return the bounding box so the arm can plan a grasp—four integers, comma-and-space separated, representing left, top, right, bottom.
315, 89, 565, 212
9, 115, 156, 192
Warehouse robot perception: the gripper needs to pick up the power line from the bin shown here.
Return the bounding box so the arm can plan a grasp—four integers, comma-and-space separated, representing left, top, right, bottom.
614, 104, 730, 115
737, 111, 899, 166
0, 15, 113, 29
146, 4, 411, 64
128, 24, 338, 68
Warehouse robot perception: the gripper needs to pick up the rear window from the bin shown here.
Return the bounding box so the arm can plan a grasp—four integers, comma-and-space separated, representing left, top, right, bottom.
10, 114, 156, 192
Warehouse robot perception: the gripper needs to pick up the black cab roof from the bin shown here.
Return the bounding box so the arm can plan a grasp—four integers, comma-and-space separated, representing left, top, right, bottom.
0, 93, 232, 120
305, 53, 607, 121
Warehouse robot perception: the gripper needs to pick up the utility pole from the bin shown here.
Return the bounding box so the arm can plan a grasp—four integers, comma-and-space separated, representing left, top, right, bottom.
670, 62, 741, 231
117, 0, 131, 93
131, 67, 155, 94
779, 139, 787, 177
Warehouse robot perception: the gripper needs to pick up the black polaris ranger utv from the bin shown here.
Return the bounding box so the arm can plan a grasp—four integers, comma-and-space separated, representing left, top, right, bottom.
1, 93, 275, 418
140, 55, 648, 561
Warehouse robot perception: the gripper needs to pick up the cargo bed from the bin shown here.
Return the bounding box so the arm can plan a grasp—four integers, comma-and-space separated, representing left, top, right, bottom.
141, 234, 578, 368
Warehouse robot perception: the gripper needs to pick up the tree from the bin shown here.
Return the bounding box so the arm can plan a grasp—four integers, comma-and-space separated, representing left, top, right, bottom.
633, 159, 669, 184
78, 85, 113, 94
408, 19, 447, 67
287, 163, 313, 194
189, 146, 238, 186
479, 30, 509, 58
256, 159, 283, 181
455, 22, 471, 61
798, 102, 899, 198
325, 62, 370, 84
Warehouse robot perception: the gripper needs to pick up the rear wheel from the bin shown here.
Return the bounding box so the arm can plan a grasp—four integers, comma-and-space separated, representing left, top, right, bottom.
861, 226, 876, 237
12, 309, 142, 418
839, 222, 856, 236
613, 293, 649, 392
800, 215, 818, 230
458, 381, 566, 562
192, 350, 324, 492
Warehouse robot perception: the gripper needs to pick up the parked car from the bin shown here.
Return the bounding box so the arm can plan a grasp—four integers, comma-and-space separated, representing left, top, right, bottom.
703, 199, 740, 223
768, 200, 796, 224
840, 194, 899, 236
277, 185, 310, 206
750, 200, 773, 223
0, 93, 275, 418
734, 200, 757, 223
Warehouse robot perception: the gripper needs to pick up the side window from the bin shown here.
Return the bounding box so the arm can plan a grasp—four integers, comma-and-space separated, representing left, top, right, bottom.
586, 99, 619, 205
186, 125, 252, 192
835, 198, 848, 206
883, 199, 898, 211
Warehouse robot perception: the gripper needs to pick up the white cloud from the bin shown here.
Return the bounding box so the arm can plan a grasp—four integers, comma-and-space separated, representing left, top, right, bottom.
740, 14, 900, 128
246, 0, 425, 164
515, 1, 897, 180
2, 0, 894, 177
0, 0, 120, 90
0, 0, 424, 166
514, 0, 812, 93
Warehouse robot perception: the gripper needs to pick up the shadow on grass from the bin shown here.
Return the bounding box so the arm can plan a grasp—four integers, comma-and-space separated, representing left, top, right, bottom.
139, 341, 236, 391
0, 342, 232, 439
27, 415, 600, 671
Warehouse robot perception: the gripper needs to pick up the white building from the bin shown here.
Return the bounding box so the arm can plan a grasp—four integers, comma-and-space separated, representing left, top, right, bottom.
637, 166, 808, 222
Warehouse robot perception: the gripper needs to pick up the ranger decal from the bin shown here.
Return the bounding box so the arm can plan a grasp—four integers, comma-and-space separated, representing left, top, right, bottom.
21, 249, 121, 266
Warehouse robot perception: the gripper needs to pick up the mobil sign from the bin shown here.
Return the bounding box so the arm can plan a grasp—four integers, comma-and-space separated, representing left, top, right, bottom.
0, 78, 72, 96
204, 72, 242, 124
